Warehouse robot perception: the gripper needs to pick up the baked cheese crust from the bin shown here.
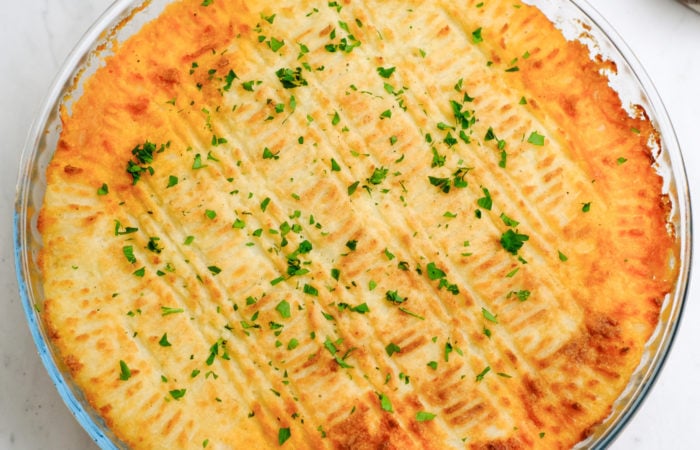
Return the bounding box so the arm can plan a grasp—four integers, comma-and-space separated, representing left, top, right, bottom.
38, 0, 679, 448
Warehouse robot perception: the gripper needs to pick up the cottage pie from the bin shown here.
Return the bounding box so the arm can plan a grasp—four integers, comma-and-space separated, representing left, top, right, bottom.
38, 0, 679, 448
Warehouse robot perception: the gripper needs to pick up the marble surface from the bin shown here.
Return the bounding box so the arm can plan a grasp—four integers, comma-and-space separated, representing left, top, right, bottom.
1, 0, 698, 449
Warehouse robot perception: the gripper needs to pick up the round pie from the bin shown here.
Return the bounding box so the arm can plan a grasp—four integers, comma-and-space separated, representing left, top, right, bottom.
38, 0, 680, 448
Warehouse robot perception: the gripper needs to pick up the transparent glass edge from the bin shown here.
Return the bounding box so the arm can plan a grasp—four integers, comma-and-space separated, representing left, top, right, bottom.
556, 0, 693, 448
13, 0, 142, 448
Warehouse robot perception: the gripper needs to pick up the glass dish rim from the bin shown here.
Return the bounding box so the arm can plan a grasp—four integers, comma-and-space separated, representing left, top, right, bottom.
13, 0, 692, 448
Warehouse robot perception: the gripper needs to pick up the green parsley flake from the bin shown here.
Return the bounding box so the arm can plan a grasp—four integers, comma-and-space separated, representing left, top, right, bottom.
385, 290, 406, 304
275, 67, 308, 89
426, 262, 446, 280
416, 411, 436, 422
161, 306, 184, 316
169, 389, 186, 400
278, 427, 292, 445
499, 212, 519, 227
378, 393, 394, 412
192, 153, 206, 169
159, 333, 172, 347
476, 366, 491, 382
476, 187, 493, 210
367, 167, 389, 185
527, 131, 545, 146
472, 27, 484, 43
500, 229, 529, 255
508, 289, 531, 302
385, 343, 401, 356
377, 66, 396, 78
482, 307, 498, 323
118, 360, 131, 380
122, 246, 136, 264
276, 300, 292, 318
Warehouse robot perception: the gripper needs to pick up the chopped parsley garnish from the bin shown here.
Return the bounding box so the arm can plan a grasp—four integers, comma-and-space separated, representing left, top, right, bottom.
475, 366, 491, 382
97, 183, 109, 196
126, 141, 164, 184
278, 427, 291, 445
500, 229, 529, 255
118, 360, 131, 380
223, 69, 238, 91
508, 289, 531, 302
367, 167, 389, 185
426, 262, 446, 280
159, 333, 172, 347
303, 284, 319, 296
481, 307, 498, 323
192, 153, 206, 169
385, 290, 406, 304
527, 131, 545, 146
122, 246, 136, 264
476, 187, 493, 210
267, 37, 285, 52
429, 176, 451, 193
347, 181, 360, 195
499, 212, 519, 227
114, 220, 138, 236
377, 393, 393, 412
416, 411, 436, 422
262, 147, 280, 160
169, 389, 186, 400
385, 343, 401, 357
331, 158, 341, 172
377, 66, 396, 79
161, 306, 184, 316
324, 23, 361, 53
471, 27, 484, 43
208, 265, 222, 275
276, 300, 292, 318
558, 250, 568, 262
147, 237, 163, 254
582, 202, 591, 212
275, 67, 308, 89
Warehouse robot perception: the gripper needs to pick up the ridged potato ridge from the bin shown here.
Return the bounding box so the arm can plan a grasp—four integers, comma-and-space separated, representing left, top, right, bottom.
39, 0, 678, 448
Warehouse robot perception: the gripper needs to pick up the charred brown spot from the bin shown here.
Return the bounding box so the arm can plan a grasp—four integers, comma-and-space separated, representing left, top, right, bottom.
64, 165, 83, 175
126, 97, 149, 117
64, 354, 84, 375
156, 68, 181, 87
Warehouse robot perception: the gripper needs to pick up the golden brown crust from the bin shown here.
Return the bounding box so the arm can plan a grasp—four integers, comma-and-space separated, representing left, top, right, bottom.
39, 0, 678, 448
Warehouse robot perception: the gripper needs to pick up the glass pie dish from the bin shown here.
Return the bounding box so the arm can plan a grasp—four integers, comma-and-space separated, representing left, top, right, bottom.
14, 0, 691, 448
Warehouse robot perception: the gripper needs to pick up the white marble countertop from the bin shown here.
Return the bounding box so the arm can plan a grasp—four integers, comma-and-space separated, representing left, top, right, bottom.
1, 1, 698, 449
